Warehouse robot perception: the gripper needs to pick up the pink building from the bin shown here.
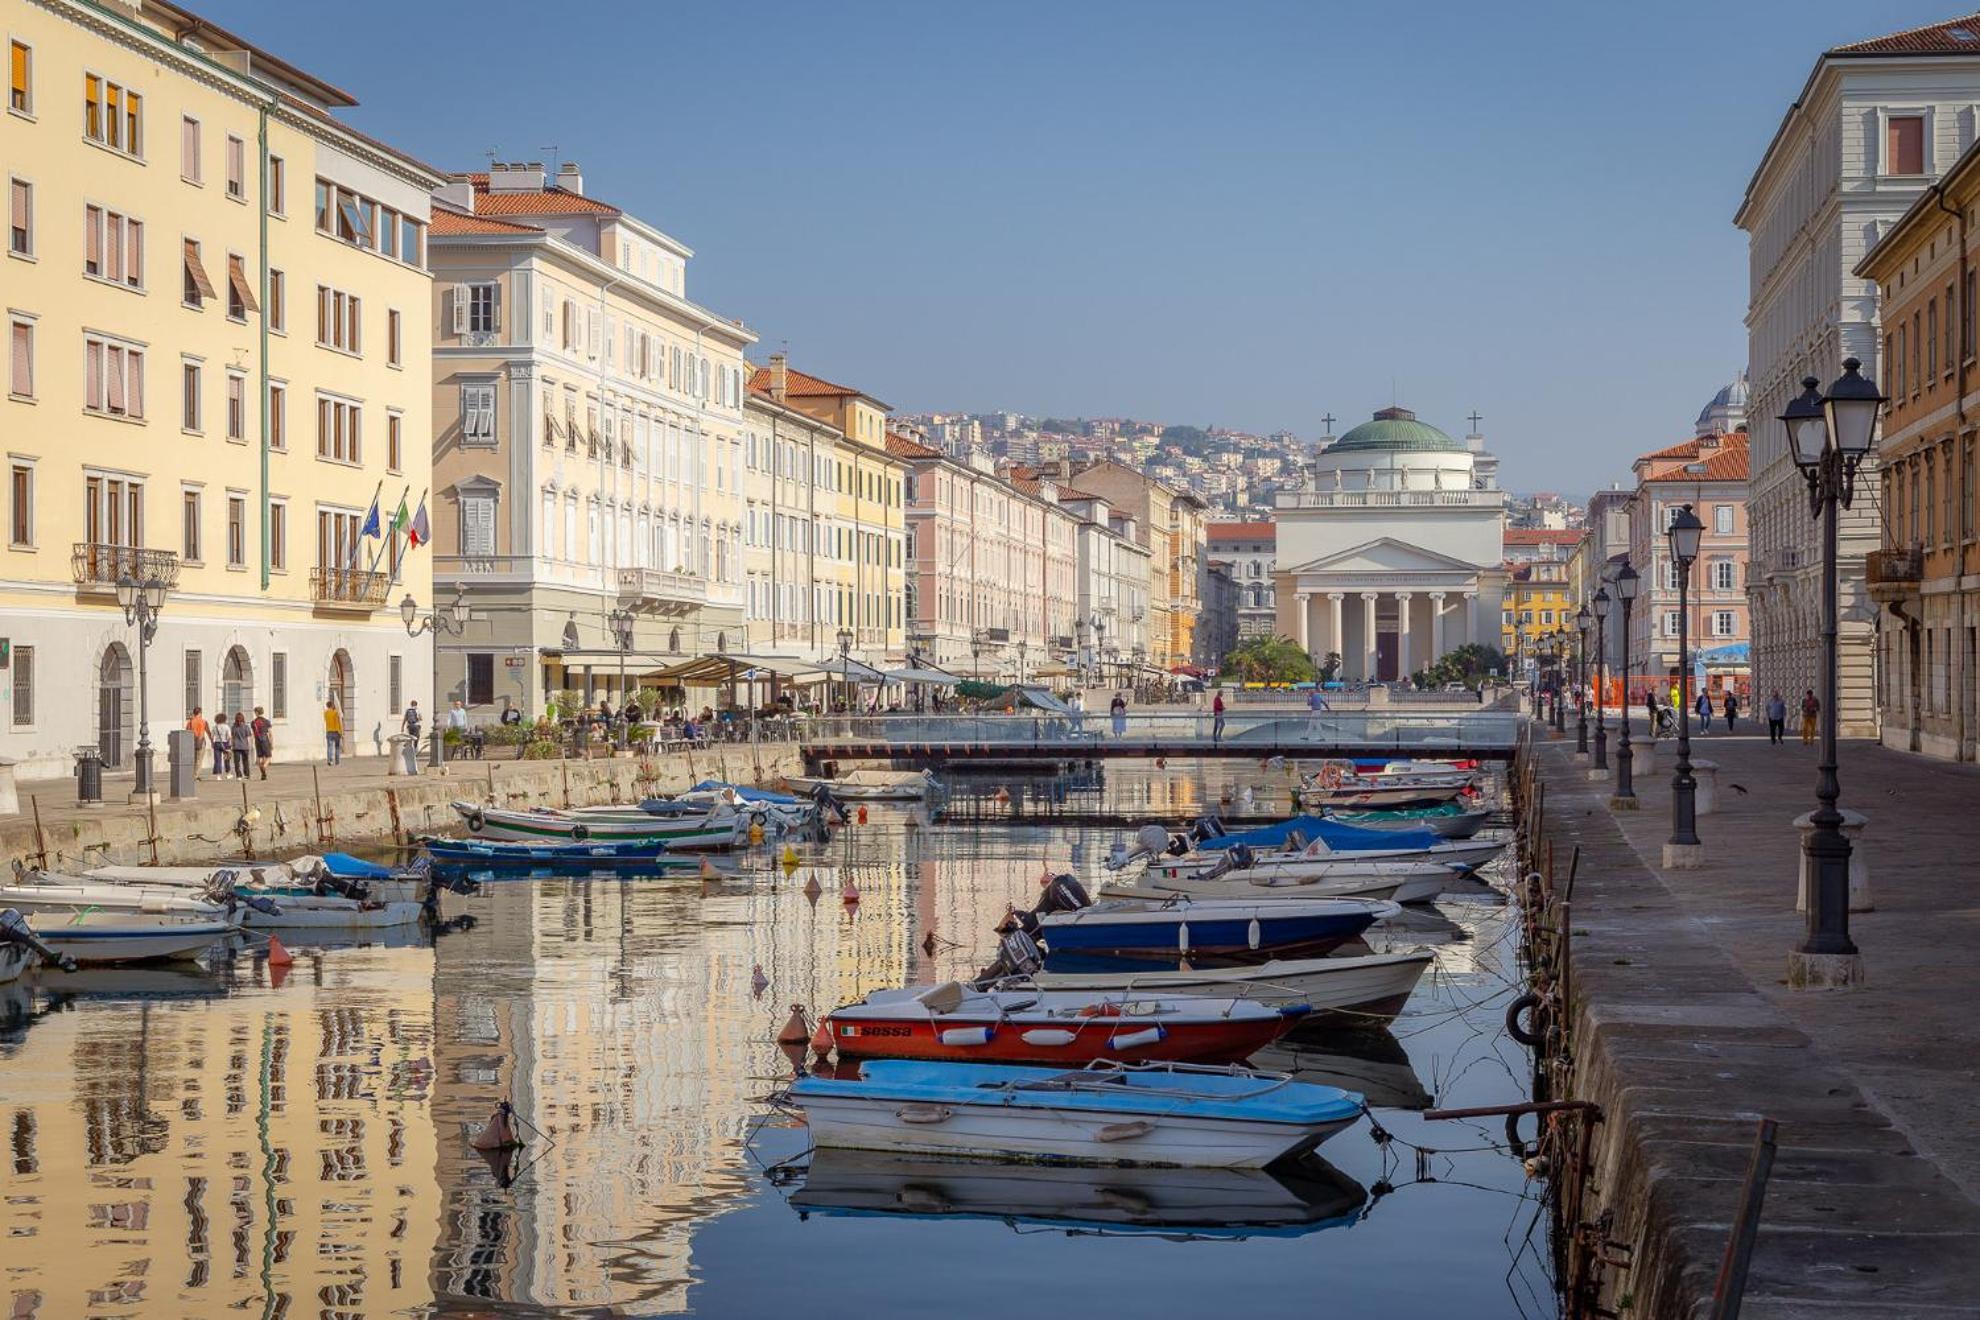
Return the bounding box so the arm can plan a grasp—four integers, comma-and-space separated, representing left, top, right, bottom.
1624, 433, 1751, 698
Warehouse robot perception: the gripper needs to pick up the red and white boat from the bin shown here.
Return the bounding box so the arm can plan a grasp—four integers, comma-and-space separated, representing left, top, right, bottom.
822, 982, 1305, 1065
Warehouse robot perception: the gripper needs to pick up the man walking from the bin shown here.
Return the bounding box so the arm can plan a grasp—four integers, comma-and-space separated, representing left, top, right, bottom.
1765, 690, 1787, 745
1800, 689, 1820, 745
1723, 690, 1739, 735
1695, 688, 1713, 734
251, 707, 273, 780
402, 700, 424, 773
323, 698, 343, 766
186, 707, 210, 779
1211, 691, 1226, 745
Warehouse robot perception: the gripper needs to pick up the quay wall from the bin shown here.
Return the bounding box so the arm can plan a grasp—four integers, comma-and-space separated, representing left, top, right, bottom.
2, 747, 804, 870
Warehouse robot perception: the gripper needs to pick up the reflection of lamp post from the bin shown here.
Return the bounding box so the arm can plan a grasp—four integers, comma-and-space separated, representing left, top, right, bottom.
1779, 360, 1886, 986
1574, 605, 1590, 754
837, 625, 854, 713
1613, 562, 1639, 804
1666, 504, 1704, 852
115, 573, 167, 800
1015, 638, 1028, 685
402, 591, 470, 766
608, 607, 635, 747
1592, 586, 1611, 771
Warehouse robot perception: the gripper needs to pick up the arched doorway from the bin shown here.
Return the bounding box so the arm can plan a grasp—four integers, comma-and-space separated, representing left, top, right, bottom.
221, 646, 254, 720
98, 644, 132, 767
327, 649, 355, 731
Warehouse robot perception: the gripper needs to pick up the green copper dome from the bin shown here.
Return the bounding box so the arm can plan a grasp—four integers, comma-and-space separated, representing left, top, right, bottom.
1330, 407, 1466, 454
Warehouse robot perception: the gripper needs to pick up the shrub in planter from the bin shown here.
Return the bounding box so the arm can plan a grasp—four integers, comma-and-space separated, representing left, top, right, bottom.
520, 739, 561, 760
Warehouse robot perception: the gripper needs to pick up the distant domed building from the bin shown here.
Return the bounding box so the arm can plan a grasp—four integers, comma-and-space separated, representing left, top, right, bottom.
1273, 406, 1508, 681
1695, 370, 1749, 438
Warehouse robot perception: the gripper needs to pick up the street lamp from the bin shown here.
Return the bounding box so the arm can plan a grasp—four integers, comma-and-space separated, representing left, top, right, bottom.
1779, 359, 1886, 984
115, 574, 168, 800
608, 606, 636, 748
1574, 605, 1591, 754
1015, 638, 1028, 685
1613, 562, 1639, 803
837, 625, 855, 714
1591, 586, 1611, 771
1551, 630, 1568, 733
403, 590, 471, 767
1665, 504, 1705, 852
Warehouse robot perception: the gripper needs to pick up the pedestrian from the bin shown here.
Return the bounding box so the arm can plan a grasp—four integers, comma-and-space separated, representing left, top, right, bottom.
1211, 691, 1226, 745
251, 706, 273, 779
1110, 691, 1128, 738
1695, 688, 1713, 734
1309, 686, 1328, 714
402, 700, 424, 770
500, 699, 523, 727
322, 698, 343, 766
1723, 691, 1739, 734
1800, 689, 1820, 745
1642, 688, 1655, 738
1766, 690, 1787, 745
211, 713, 232, 778
230, 712, 251, 779
186, 706, 210, 779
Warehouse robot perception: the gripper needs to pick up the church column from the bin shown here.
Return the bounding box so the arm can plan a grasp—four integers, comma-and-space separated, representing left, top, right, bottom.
1461, 592, 1477, 649
1294, 592, 1311, 652
1361, 592, 1379, 681
1395, 592, 1414, 676
1430, 591, 1447, 662
1329, 594, 1345, 670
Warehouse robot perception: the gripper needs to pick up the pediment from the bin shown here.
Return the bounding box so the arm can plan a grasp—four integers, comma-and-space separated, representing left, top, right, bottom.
1286, 537, 1481, 576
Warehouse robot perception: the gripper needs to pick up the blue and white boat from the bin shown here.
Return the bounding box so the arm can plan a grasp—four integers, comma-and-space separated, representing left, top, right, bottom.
1028, 895, 1397, 970
420, 835, 694, 871
785, 1059, 1364, 1168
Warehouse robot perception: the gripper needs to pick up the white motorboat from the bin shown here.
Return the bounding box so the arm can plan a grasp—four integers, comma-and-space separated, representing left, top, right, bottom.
1129, 860, 1460, 906
236, 892, 424, 929
0, 942, 28, 985
786, 769, 937, 801
1, 871, 238, 921
1150, 833, 1506, 879
454, 800, 746, 848
25, 910, 234, 964
784, 1059, 1365, 1168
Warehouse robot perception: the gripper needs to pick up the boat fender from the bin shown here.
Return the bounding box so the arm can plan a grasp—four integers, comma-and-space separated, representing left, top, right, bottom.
1247, 918, 1261, 950
465, 809, 486, 833
1019, 1028, 1078, 1047
1177, 922, 1189, 955
938, 1025, 995, 1047
569, 824, 590, 842
1107, 1025, 1166, 1051
856, 806, 868, 825
896, 1104, 953, 1125
748, 821, 765, 845
1094, 1120, 1155, 1143
1505, 992, 1547, 1049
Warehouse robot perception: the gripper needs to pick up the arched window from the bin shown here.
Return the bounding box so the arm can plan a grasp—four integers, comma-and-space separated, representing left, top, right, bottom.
221, 645, 254, 719
327, 649, 355, 728
668, 627, 681, 653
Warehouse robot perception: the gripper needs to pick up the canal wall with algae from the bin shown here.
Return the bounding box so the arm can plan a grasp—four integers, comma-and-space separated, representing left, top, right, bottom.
1517, 733, 1980, 1319
1, 746, 805, 869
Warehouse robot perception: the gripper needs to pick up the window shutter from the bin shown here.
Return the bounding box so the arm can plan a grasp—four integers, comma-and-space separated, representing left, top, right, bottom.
126, 219, 142, 284
85, 206, 101, 271
488, 283, 501, 331
11, 322, 30, 393
450, 286, 466, 335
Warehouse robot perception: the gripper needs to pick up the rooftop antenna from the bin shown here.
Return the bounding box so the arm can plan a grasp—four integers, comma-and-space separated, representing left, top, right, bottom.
482, 147, 500, 166
538, 144, 561, 176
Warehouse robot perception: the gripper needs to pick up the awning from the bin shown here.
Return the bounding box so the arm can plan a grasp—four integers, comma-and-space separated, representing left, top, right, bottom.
885, 664, 961, 687
643, 651, 895, 685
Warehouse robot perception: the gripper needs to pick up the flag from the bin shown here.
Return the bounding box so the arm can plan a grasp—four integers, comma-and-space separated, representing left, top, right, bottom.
390, 496, 409, 534
360, 497, 380, 540
409, 498, 430, 549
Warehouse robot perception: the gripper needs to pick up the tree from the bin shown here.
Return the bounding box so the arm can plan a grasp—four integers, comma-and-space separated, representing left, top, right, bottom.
1222, 635, 1317, 684
1160, 424, 1211, 449
1410, 643, 1507, 691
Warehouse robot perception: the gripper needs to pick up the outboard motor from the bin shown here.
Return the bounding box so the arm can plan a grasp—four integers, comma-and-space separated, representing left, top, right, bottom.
1227, 843, 1256, 871
977, 928, 1047, 982
0, 908, 77, 972
1033, 872, 1092, 915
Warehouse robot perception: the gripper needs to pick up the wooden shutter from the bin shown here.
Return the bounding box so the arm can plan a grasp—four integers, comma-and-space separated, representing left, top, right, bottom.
85, 205, 101, 272
488, 283, 501, 332
10, 322, 29, 395
183, 240, 217, 299
1889, 117, 1924, 175
227, 255, 259, 313
450, 286, 466, 334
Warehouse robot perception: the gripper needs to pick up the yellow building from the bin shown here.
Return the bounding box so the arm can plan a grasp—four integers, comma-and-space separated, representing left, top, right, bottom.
0, 0, 441, 775
1502, 559, 1571, 672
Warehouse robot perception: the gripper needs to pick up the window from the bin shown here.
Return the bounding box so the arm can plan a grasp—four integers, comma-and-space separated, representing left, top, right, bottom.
1966, 436, 1976, 541
317, 507, 362, 572
467, 653, 494, 707
1967, 269, 1976, 362
1929, 299, 1939, 380
315, 285, 360, 353
388, 654, 402, 714
267, 269, 285, 331
1713, 504, 1733, 534
1947, 283, 1957, 374
225, 371, 244, 440
1712, 560, 1737, 592
8, 177, 29, 256
456, 283, 499, 335
268, 156, 284, 215
183, 649, 200, 718
9, 318, 31, 398
226, 494, 245, 567
462, 382, 495, 445
225, 135, 244, 200
313, 177, 423, 266
9, 41, 30, 116
83, 335, 144, 418
83, 204, 142, 287
181, 488, 200, 560
9, 463, 31, 546
271, 652, 286, 719
1887, 114, 1925, 176
269, 501, 286, 571
387, 411, 402, 472
84, 75, 141, 155
316, 395, 361, 463
387, 308, 400, 366
181, 360, 201, 431
84, 474, 143, 548
183, 238, 215, 307
10, 645, 30, 727
180, 115, 199, 182
1713, 611, 1736, 638
225, 254, 257, 320
1913, 311, 1923, 394
1662, 611, 1679, 637
268, 382, 286, 451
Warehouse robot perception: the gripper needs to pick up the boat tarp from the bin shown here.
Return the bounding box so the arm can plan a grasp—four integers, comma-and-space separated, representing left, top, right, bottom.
1196, 815, 1443, 855
318, 852, 396, 879
691, 779, 802, 805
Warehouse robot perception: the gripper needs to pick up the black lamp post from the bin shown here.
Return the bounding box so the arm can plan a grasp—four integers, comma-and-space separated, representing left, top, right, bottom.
403, 591, 471, 766
608, 607, 635, 747
1574, 605, 1591, 754
115, 573, 167, 800
1551, 630, 1568, 733
837, 625, 855, 714
1780, 359, 1886, 981
1614, 562, 1639, 802
1592, 586, 1611, 771
1666, 504, 1704, 849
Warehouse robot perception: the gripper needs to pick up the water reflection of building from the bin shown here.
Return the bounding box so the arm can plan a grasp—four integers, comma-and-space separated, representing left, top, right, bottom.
0, 953, 441, 1318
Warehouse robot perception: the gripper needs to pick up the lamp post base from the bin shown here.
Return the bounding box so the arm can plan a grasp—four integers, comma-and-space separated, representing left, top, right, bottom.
1663, 841, 1707, 870
1786, 950, 1865, 990
1607, 794, 1640, 811
125, 790, 160, 806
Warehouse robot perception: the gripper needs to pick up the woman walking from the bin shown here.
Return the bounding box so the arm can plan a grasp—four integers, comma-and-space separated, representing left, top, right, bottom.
1800, 689, 1820, 745
211, 714, 232, 779
1110, 692, 1128, 738
230, 712, 251, 779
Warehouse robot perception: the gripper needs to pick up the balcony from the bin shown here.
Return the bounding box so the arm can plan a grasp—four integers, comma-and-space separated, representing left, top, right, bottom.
1867, 545, 1923, 601
72, 543, 180, 593
616, 567, 707, 615
310, 566, 391, 610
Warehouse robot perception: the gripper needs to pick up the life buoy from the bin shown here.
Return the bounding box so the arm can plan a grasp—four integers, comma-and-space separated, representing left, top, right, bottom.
1505, 991, 1547, 1048
1319, 763, 1346, 788
570, 823, 591, 842
465, 809, 487, 833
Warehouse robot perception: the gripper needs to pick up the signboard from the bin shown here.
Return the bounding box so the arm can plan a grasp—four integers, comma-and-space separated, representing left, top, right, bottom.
504, 656, 525, 669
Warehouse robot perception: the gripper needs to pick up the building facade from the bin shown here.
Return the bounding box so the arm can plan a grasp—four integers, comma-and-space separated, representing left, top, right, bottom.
740, 378, 847, 659
1061, 459, 1203, 671
1208, 522, 1276, 641
1738, 16, 1980, 735
0, 0, 440, 775
427, 163, 753, 718
1858, 139, 1980, 759
1058, 493, 1151, 680
1274, 407, 1507, 681
1625, 434, 1751, 697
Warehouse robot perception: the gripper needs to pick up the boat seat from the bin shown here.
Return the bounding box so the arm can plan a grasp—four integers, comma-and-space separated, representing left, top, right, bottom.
916, 981, 967, 1013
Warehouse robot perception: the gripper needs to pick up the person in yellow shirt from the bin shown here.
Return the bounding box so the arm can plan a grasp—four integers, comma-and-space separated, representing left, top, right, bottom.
323, 698, 344, 766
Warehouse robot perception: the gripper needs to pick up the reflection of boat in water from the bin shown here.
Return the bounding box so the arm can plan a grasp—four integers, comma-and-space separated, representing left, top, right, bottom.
27, 964, 229, 1000
1251, 1029, 1432, 1111
1360, 906, 1468, 949
787, 1148, 1367, 1240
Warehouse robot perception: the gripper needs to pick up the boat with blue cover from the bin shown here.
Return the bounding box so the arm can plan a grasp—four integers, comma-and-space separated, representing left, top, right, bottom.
785, 1059, 1365, 1168
419, 835, 695, 871
1326, 801, 1491, 838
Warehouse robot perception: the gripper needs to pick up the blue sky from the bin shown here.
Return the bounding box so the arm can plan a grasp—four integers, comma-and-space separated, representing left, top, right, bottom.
201, 0, 1965, 493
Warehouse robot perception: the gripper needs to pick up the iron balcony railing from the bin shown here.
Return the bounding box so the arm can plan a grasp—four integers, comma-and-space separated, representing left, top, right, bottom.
1866, 545, 1923, 587
310, 566, 392, 607
71, 543, 180, 592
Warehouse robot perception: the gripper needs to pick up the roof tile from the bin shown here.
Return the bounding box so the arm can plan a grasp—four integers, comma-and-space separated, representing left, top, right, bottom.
1833, 12, 1980, 54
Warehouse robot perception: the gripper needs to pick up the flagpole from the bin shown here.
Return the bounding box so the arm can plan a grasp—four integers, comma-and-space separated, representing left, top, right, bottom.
368, 483, 411, 576
386, 487, 425, 588
350, 478, 383, 571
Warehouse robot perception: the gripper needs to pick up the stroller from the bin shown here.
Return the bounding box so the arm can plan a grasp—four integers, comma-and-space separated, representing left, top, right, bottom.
1650, 705, 1678, 739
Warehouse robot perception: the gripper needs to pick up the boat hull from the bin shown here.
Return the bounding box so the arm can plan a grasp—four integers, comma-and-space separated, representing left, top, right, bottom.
0, 943, 29, 984
1301, 783, 1468, 810
29, 916, 233, 963
455, 801, 743, 848
1025, 951, 1433, 1025
241, 897, 425, 929
1327, 807, 1491, 839
825, 1008, 1295, 1065
1037, 903, 1388, 967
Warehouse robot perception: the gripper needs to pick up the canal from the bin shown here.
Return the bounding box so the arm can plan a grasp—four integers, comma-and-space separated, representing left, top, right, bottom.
0, 765, 1555, 1318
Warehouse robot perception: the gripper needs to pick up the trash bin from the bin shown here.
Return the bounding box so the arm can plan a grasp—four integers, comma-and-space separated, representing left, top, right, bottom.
74, 746, 103, 803
387, 733, 419, 777
167, 728, 197, 801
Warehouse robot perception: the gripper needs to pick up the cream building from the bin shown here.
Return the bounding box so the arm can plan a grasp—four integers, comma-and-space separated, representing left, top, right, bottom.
740, 373, 846, 658
0, 0, 441, 775
1275, 407, 1507, 680
1061, 459, 1205, 671
427, 163, 753, 716
1059, 491, 1152, 679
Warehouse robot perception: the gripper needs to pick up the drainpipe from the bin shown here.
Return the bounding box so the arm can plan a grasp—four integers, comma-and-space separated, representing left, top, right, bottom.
1938, 188, 1972, 755
257, 105, 271, 588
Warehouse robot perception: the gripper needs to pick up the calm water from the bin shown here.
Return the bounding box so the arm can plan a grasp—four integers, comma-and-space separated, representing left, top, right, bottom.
0, 767, 1557, 1318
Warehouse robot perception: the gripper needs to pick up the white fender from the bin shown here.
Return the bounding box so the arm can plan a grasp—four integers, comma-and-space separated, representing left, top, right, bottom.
1247, 917, 1261, 950
1177, 922, 1190, 955
1020, 1028, 1078, 1047
1108, 1025, 1166, 1051
938, 1026, 995, 1047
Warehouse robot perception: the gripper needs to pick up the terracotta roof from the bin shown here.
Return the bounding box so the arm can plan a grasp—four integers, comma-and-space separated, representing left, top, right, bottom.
884, 432, 943, 460
430, 208, 542, 236
748, 364, 865, 400
1833, 12, 1980, 54
1645, 446, 1750, 483
1009, 475, 1043, 497
1503, 529, 1583, 546
457, 172, 622, 217
1208, 521, 1275, 541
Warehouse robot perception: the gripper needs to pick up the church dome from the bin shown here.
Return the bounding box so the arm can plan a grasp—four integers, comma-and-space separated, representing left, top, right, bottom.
1696, 370, 1749, 427
1330, 406, 1466, 454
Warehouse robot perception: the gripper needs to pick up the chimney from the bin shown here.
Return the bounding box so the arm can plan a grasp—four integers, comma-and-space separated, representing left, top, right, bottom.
557, 161, 584, 195
769, 352, 788, 403
487, 161, 545, 193
434, 179, 473, 212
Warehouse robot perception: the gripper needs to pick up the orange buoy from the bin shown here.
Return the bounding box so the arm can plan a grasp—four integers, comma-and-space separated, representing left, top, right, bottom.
470, 1101, 522, 1152
266, 935, 294, 968
841, 875, 860, 904
699, 856, 719, 880
994, 786, 1011, 805
811, 1020, 836, 1058
1156, 757, 1167, 769
777, 1003, 811, 1046
801, 871, 823, 898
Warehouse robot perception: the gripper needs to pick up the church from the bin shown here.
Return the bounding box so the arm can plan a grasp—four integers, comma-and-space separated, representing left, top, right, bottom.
1273, 407, 1508, 681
